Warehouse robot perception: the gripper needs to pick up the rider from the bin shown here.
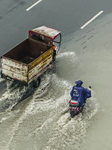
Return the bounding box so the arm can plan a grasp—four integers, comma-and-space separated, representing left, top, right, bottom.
52, 42, 57, 61
70, 80, 91, 107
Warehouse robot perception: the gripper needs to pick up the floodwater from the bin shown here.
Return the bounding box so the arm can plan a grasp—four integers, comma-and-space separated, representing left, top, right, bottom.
0, 13, 112, 150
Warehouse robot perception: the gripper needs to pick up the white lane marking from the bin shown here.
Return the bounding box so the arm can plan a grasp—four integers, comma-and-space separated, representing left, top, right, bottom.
26, 0, 42, 11
80, 10, 103, 29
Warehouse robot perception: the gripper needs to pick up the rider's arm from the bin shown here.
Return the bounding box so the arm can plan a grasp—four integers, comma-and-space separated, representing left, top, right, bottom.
85, 88, 91, 99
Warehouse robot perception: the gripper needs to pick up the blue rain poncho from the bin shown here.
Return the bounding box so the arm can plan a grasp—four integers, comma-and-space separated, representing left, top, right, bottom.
70, 80, 91, 107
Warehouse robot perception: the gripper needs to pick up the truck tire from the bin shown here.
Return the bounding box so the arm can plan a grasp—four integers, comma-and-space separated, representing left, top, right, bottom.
33, 77, 41, 88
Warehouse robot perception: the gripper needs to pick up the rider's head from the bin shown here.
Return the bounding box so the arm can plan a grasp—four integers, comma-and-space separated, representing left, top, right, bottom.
75, 80, 83, 87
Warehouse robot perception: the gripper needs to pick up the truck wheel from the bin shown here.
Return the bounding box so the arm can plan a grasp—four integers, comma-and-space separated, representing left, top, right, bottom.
53, 50, 56, 61
33, 77, 41, 88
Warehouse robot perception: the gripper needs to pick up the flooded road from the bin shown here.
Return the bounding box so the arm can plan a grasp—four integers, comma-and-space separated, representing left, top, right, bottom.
0, 12, 112, 150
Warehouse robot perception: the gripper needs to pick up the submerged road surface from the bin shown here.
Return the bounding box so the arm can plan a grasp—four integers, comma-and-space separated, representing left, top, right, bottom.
0, 0, 112, 150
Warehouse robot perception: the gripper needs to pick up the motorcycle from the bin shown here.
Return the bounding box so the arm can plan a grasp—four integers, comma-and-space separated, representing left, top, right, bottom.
69, 100, 84, 118
69, 86, 91, 118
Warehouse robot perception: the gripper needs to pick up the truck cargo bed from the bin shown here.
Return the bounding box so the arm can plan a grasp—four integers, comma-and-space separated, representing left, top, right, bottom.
1, 38, 53, 85
3, 38, 51, 64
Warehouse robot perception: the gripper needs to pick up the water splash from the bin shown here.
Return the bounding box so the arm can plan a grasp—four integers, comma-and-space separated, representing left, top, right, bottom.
57, 51, 77, 61
0, 59, 99, 150
31, 74, 99, 150
0, 79, 37, 112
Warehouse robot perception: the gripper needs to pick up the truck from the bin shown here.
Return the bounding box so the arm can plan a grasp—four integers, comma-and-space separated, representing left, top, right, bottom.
1, 26, 61, 86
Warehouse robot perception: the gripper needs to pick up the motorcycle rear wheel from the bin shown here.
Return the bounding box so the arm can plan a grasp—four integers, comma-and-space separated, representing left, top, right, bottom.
70, 111, 74, 118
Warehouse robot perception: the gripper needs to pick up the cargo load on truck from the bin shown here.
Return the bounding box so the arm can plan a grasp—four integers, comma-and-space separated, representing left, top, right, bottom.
1, 26, 61, 86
